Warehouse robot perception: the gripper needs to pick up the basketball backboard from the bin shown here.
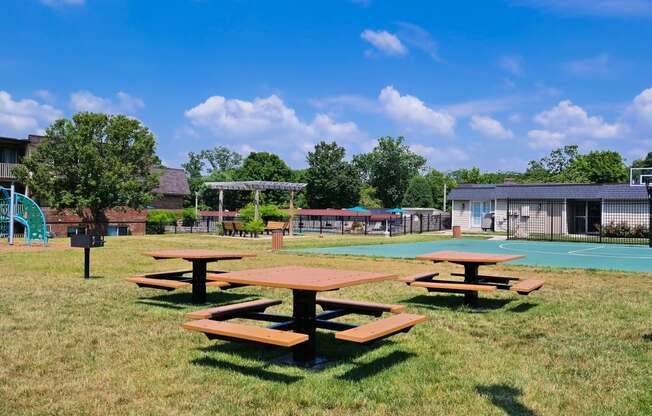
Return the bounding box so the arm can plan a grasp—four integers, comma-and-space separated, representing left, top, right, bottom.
630, 167, 652, 186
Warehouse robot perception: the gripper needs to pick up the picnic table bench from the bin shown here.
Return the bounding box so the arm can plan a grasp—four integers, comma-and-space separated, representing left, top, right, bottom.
126, 249, 255, 304
405, 251, 544, 305
182, 266, 425, 368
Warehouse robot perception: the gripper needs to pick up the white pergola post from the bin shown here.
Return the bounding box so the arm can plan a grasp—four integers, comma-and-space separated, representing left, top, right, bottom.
254, 190, 260, 220
218, 189, 224, 222
289, 190, 295, 236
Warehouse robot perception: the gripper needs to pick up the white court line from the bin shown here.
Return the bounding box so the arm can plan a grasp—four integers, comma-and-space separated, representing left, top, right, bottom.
498, 242, 652, 260
568, 246, 605, 254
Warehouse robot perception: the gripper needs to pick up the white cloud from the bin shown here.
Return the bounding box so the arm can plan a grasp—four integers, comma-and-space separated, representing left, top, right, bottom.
41, 0, 85, 7
378, 86, 455, 136
34, 89, 56, 103
628, 87, 652, 125
396, 22, 440, 61
69, 90, 145, 114
309, 94, 379, 114
469, 115, 514, 139
514, 0, 652, 18
409, 143, 469, 166
360, 30, 407, 57
498, 55, 523, 76
527, 129, 566, 149
184, 94, 364, 149
0, 90, 63, 136
562, 53, 612, 76
526, 99, 625, 149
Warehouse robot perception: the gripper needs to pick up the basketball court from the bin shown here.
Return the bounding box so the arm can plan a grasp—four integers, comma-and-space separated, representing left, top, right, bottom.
296, 238, 652, 272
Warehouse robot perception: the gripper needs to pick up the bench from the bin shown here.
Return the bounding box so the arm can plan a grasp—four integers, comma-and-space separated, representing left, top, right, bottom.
141, 269, 192, 279
335, 313, 426, 344
182, 319, 308, 347
126, 276, 191, 290
186, 299, 282, 320
411, 281, 497, 293
399, 272, 439, 284
510, 278, 544, 294
316, 297, 405, 315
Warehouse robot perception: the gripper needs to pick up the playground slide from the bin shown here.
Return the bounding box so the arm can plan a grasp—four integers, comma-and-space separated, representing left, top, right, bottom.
0, 185, 48, 246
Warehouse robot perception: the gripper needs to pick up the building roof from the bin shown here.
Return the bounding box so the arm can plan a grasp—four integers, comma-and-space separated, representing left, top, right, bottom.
448, 183, 649, 200
205, 180, 307, 191
153, 167, 190, 196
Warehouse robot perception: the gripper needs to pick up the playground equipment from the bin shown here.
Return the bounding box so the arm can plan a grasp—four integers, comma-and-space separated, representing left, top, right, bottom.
0, 184, 48, 246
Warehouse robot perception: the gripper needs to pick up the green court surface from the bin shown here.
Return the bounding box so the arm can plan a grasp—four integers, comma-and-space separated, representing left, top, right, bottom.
296, 239, 652, 273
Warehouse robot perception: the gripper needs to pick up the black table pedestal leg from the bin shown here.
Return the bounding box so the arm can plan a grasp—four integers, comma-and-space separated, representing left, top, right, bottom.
84, 248, 90, 279
192, 260, 207, 304
279, 289, 326, 368
464, 264, 479, 305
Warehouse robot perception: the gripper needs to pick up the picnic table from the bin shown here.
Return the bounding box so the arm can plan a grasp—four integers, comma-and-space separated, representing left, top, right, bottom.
402, 251, 544, 305
182, 266, 426, 368
127, 249, 256, 304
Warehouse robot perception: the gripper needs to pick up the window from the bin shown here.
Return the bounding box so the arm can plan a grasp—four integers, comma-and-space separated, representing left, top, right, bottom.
471, 201, 491, 228
106, 226, 129, 236
0, 148, 19, 164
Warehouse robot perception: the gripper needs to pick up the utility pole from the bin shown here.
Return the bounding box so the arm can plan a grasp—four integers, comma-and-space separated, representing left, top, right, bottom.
443, 182, 447, 212
195, 191, 199, 218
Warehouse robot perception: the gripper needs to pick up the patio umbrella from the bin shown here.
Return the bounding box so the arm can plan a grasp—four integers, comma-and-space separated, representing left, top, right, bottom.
346, 206, 370, 212
386, 208, 402, 214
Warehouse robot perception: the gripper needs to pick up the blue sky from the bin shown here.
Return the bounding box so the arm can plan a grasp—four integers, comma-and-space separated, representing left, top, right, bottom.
1, 0, 651, 171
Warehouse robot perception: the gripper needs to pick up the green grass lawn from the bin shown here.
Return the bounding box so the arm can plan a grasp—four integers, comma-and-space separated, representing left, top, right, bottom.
1, 233, 651, 415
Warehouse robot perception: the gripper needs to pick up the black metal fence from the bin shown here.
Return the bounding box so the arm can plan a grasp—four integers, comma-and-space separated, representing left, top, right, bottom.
506, 199, 651, 246
294, 213, 451, 236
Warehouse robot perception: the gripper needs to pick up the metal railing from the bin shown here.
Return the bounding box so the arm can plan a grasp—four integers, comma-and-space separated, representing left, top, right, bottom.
0, 163, 19, 179
294, 213, 451, 236
505, 199, 651, 245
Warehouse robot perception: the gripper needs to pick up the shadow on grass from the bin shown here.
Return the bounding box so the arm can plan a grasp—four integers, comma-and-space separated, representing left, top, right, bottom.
191, 356, 302, 384
643, 333, 652, 342
506, 302, 538, 313
476, 384, 537, 416
136, 291, 253, 308
337, 350, 416, 381
404, 294, 513, 312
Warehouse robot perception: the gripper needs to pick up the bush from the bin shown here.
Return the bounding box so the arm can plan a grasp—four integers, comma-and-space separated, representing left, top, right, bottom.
598, 222, 649, 238
146, 210, 180, 234
244, 218, 265, 235
238, 203, 288, 223
181, 207, 198, 226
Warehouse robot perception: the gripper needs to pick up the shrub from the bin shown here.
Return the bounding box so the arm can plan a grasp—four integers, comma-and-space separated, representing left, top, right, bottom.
238, 203, 288, 223
146, 210, 180, 234
181, 207, 198, 226
244, 218, 265, 235
599, 222, 649, 238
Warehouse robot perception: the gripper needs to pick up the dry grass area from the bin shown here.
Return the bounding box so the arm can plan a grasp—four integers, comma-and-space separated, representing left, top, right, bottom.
1, 233, 651, 415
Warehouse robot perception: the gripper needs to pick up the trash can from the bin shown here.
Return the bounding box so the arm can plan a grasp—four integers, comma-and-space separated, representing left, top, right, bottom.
452, 225, 462, 239
272, 229, 283, 250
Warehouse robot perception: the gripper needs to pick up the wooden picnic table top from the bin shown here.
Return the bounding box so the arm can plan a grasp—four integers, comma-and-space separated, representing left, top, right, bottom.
415, 250, 524, 265
143, 249, 256, 261
212, 266, 396, 292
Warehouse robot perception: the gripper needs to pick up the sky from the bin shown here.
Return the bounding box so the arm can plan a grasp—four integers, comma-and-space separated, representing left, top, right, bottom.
1, 0, 652, 172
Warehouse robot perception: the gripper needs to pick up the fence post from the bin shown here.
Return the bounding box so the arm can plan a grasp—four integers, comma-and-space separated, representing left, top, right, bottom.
506, 199, 510, 239
410, 215, 413, 234
648, 193, 652, 248
341, 217, 344, 235
403, 216, 406, 234
364, 216, 368, 235
439, 214, 442, 231
319, 216, 323, 234
550, 201, 553, 242
419, 214, 423, 233
427, 214, 430, 232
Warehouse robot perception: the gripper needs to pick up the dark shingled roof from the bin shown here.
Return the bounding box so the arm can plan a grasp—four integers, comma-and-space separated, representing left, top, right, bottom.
153, 167, 190, 196
449, 183, 649, 200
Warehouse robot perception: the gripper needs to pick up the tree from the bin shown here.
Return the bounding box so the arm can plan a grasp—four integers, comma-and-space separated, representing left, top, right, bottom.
565, 151, 629, 183
523, 145, 582, 183
359, 186, 383, 208
632, 152, 652, 168
353, 137, 426, 207
234, 152, 294, 205
305, 141, 361, 208
401, 176, 434, 208
199, 146, 242, 173
541, 145, 580, 175
424, 169, 456, 210
14, 112, 160, 230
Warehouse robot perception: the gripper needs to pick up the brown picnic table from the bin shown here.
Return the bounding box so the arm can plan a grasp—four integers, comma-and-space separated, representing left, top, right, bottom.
127, 249, 256, 304
403, 251, 543, 305
182, 266, 425, 368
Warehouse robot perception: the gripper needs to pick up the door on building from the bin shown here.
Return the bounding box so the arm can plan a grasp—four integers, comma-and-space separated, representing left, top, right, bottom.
568, 200, 601, 234
471, 201, 491, 228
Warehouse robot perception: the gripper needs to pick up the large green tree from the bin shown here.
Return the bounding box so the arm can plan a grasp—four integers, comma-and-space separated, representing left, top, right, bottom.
182, 146, 243, 210
305, 141, 361, 208
565, 151, 629, 183
14, 112, 160, 229
401, 176, 434, 208
424, 169, 457, 210
353, 136, 426, 207
234, 151, 294, 206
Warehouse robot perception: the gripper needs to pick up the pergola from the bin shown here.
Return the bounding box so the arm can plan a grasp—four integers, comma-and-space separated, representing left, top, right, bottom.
204, 180, 307, 235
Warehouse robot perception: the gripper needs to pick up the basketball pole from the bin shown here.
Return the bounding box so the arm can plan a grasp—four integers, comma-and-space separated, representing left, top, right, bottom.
646, 178, 652, 248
